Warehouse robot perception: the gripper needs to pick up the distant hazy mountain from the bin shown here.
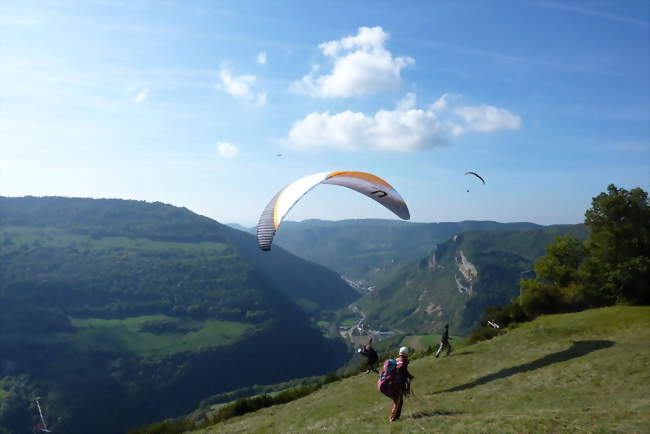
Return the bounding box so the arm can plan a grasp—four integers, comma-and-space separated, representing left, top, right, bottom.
270, 219, 545, 282
0, 197, 355, 434
220, 219, 588, 336
358, 225, 589, 334
226, 222, 255, 234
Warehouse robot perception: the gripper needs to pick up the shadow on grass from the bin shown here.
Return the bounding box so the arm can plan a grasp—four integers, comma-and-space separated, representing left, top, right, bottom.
449, 351, 474, 357
433, 340, 614, 394
409, 410, 462, 419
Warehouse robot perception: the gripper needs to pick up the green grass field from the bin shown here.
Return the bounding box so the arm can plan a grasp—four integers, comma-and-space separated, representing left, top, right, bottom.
400, 334, 464, 352
189, 306, 650, 433
339, 318, 358, 327
68, 315, 252, 357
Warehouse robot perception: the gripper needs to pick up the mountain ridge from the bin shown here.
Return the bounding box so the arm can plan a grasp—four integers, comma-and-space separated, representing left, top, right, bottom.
265, 219, 557, 283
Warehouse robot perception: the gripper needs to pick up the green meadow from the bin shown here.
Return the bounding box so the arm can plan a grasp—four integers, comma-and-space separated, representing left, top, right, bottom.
400, 334, 464, 352
68, 316, 252, 358
190, 306, 650, 433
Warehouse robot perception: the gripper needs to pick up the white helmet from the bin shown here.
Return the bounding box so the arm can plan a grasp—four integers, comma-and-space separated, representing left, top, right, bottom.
399, 346, 409, 356
357, 348, 362, 353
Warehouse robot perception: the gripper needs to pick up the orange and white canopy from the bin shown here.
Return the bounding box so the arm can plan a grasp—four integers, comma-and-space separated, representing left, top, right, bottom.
257, 170, 410, 251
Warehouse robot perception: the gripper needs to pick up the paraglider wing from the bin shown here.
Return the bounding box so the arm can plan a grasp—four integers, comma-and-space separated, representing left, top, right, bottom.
322, 171, 410, 220
464, 171, 485, 185
256, 171, 410, 251
35, 399, 51, 432
487, 320, 500, 329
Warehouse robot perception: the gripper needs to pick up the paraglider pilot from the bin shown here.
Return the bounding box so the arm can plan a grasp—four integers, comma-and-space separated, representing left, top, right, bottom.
435, 324, 453, 358
390, 346, 414, 422
358, 338, 379, 374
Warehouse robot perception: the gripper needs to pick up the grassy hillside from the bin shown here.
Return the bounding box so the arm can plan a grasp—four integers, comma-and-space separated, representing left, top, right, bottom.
399, 333, 462, 352
190, 306, 650, 433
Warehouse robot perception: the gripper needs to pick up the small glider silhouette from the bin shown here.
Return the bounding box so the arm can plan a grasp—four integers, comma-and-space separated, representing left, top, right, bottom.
465, 171, 485, 184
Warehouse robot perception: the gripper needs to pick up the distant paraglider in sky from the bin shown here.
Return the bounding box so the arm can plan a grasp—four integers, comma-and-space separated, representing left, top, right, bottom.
256, 171, 410, 251
465, 171, 485, 184
276, 153, 283, 157
465, 171, 485, 192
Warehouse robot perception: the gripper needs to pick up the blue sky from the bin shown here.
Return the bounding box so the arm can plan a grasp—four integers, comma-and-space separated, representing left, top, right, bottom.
1, 0, 648, 226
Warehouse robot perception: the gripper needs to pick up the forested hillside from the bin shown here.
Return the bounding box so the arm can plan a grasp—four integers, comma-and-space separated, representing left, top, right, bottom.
357, 225, 589, 334
269, 219, 543, 282
239, 218, 587, 334
0, 197, 355, 434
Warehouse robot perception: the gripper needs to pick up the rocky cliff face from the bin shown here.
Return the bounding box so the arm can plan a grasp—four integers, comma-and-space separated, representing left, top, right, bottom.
455, 249, 478, 295
358, 225, 589, 334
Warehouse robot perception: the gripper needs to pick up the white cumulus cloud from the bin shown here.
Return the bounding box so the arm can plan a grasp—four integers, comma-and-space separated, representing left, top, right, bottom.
291, 26, 414, 98
217, 141, 239, 158
218, 64, 267, 106
133, 88, 148, 103
286, 93, 522, 152
452, 105, 522, 134
429, 93, 522, 135
256, 51, 267, 65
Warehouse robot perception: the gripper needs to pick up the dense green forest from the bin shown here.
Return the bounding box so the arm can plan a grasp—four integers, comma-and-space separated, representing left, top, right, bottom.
0, 197, 354, 434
